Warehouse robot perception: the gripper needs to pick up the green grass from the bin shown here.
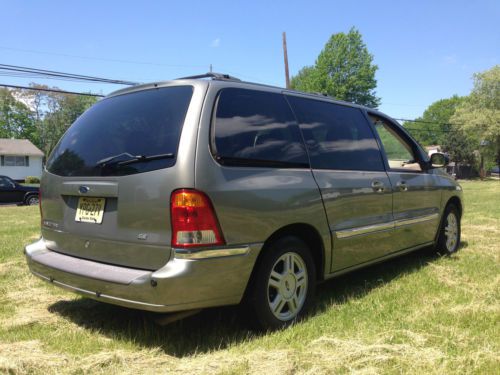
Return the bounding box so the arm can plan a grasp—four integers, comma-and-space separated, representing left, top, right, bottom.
0, 180, 499, 374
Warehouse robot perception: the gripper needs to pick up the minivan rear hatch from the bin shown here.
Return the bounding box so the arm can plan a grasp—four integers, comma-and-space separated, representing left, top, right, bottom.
41, 85, 196, 270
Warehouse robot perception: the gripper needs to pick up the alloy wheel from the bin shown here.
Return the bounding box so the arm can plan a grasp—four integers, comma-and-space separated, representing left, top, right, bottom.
267, 252, 308, 321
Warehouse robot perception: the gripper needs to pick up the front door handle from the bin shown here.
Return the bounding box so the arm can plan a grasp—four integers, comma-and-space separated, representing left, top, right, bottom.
397, 181, 408, 191
371, 180, 385, 193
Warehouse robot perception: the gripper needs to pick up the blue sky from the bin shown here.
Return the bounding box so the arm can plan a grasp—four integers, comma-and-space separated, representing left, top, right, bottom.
1, 0, 498, 119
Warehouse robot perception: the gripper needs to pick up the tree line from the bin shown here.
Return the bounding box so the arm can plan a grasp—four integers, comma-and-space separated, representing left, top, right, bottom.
290, 28, 499, 173
0, 84, 98, 157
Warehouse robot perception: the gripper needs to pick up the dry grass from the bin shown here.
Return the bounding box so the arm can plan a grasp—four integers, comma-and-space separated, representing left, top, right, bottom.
0, 180, 499, 374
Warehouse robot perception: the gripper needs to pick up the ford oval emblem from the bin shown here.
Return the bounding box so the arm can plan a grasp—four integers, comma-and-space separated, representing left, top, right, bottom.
79, 186, 90, 194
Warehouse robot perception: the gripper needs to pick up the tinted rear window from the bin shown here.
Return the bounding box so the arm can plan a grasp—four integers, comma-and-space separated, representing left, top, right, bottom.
212, 88, 308, 168
287, 96, 384, 171
47, 86, 193, 177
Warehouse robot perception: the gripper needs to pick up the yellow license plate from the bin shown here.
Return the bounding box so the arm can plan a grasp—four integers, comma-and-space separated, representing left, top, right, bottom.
75, 197, 106, 224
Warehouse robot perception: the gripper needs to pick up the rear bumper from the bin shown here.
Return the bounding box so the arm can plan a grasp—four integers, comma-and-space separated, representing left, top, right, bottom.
25, 239, 262, 313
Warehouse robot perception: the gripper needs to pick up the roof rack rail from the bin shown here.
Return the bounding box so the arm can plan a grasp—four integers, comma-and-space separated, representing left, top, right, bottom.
176, 72, 241, 81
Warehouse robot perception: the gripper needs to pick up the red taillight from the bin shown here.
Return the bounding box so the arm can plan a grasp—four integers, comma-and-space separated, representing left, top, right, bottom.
170, 189, 225, 248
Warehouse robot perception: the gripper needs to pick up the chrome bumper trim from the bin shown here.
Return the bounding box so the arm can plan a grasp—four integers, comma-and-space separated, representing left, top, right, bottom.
174, 246, 250, 259
336, 213, 439, 239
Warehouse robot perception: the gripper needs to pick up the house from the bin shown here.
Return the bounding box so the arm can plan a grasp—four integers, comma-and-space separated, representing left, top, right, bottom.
425, 145, 441, 156
0, 139, 44, 181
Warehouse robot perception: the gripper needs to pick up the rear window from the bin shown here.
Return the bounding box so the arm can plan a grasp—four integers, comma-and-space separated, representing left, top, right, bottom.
212, 88, 308, 168
47, 86, 193, 177
287, 96, 384, 171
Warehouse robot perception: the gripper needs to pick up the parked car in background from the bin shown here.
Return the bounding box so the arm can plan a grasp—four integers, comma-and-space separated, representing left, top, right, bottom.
0, 175, 39, 205
25, 73, 463, 330
490, 166, 500, 178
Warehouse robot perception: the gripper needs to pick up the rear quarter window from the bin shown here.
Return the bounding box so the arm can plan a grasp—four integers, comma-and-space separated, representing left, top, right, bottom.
212, 88, 308, 168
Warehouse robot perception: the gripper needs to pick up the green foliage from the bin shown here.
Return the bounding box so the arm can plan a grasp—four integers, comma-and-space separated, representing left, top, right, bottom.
41, 93, 97, 155
0, 88, 36, 140
0, 84, 98, 157
452, 65, 500, 165
406, 96, 465, 146
291, 27, 380, 108
377, 126, 413, 160
24, 176, 40, 184
442, 126, 477, 165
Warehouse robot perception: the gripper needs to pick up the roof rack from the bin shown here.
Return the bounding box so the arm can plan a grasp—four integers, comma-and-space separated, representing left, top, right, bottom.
176, 72, 241, 81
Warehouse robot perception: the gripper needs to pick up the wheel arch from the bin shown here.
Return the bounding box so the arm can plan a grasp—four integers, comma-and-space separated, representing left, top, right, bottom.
446, 195, 462, 218
23, 191, 38, 204
248, 223, 326, 289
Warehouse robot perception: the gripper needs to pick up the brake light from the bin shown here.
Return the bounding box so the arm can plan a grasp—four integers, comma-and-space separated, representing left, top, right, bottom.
170, 189, 225, 248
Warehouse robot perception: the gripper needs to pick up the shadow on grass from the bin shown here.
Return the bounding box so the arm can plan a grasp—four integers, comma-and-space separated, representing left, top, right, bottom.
48, 246, 451, 357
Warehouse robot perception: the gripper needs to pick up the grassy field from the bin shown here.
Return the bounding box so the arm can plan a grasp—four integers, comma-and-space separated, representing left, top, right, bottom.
0, 180, 498, 374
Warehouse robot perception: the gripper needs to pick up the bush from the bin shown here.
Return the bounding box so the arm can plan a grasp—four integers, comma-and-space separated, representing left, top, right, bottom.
25, 176, 40, 184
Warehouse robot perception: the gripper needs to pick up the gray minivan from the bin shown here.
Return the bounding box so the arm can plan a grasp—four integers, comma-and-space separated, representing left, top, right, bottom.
25, 73, 463, 330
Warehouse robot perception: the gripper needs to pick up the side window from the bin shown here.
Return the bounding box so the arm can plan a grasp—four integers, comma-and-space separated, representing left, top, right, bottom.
287, 96, 384, 171
370, 115, 422, 172
0, 177, 11, 188
213, 88, 308, 167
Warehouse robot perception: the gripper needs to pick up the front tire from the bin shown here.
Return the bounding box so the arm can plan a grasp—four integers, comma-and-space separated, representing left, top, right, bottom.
25, 195, 39, 206
248, 236, 316, 330
436, 204, 461, 255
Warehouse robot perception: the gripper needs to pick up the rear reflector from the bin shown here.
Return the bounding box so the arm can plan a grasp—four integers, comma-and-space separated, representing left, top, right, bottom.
170, 189, 225, 248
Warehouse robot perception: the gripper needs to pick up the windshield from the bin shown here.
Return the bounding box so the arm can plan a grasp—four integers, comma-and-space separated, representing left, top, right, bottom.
46, 86, 193, 177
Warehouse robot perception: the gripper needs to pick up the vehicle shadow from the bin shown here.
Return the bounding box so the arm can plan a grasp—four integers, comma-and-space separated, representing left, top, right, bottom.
48, 245, 456, 358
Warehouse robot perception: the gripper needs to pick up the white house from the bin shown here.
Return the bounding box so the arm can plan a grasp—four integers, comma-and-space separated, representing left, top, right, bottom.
0, 139, 44, 181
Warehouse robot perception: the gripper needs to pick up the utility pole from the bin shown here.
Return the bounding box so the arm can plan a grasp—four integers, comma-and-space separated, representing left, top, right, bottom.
209, 64, 213, 73
282, 32, 290, 89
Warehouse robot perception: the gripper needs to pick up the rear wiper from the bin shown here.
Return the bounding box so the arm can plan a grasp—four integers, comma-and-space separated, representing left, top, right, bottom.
96, 152, 175, 168
96, 152, 137, 166
118, 153, 175, 166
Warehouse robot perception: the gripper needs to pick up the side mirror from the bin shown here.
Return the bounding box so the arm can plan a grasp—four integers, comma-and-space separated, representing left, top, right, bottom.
429, 152, 449, 168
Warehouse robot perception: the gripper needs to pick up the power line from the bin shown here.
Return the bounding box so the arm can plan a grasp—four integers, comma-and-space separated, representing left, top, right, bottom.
0, 63, 139, 85
0, 45, 207, 69
404, 128, 457, 133
0, 83, 104, 97
395, 118, 464, 126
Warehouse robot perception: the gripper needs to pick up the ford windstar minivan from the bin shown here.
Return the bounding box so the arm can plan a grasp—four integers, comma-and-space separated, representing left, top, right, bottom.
25, 73, 463, 330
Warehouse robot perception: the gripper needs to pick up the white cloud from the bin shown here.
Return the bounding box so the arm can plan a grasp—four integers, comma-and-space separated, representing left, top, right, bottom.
442, 55, 457, 65
210, 38, 221, 48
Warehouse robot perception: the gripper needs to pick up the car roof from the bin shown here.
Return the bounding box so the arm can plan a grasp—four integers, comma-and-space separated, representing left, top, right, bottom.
104, 72, 381, 114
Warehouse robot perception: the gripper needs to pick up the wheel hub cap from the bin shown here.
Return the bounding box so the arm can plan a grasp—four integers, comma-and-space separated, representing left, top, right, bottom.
267, 252, 308, 321
445, 212, 458, 252
281, 274, 297, 300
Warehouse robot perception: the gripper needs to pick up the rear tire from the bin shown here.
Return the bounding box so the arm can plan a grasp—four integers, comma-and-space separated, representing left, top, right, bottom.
247, 236, 316, 331
435, 204, 461, 255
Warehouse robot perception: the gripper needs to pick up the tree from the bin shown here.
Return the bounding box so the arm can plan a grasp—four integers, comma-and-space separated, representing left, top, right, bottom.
15, 84, 98, 156
451, 65, 500, 168
291, 27, 380, 108
42, 93, 97, 155
0, 88, 36, 140
405, 95, 465, 146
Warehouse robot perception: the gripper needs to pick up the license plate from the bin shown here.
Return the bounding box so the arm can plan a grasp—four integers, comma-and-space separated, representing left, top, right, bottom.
75, 197, 106, 224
